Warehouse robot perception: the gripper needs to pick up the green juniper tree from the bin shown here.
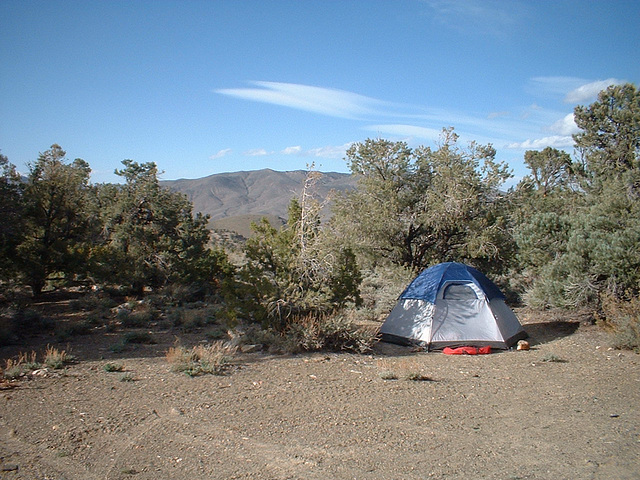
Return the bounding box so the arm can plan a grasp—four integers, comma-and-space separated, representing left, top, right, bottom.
332, 128, 514, 277
518, 83, 640, 308
16, 145, 97, 295
509, 147, 577, 303
0, 153, 25, 282
98, 160, 231, 295
242, 170, 362, 329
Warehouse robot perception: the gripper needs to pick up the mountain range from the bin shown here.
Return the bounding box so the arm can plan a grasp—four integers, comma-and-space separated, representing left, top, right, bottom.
162, 169, 356, 237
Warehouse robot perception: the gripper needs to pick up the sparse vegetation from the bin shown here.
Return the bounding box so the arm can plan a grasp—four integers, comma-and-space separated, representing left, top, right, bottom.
376, 358, 434, 382
166, 342, 237, 376
600, 292, 640, 352
122, 331, 155, 345
44, 345, 73, 369
378, 370, 398, 380
2, 347, 73, 379
103, 362, 125, 372
405, 372, 434, 381
2, 351, 39, 379
0, 83, 638, 367
541, 353, 567, 363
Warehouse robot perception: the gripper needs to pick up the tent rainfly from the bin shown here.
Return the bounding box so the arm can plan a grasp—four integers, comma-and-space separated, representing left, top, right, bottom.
380, 262, 527, 350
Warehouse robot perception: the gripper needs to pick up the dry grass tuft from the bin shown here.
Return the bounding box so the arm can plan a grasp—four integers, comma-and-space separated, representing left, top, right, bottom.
166, 341, 237, 376
376, 357, 434, 382
3, 351, 40, 379
44, 345, 72, 369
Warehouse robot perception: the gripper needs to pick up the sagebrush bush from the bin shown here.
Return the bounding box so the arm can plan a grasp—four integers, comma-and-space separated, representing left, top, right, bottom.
11, 308, 54, 334
103, 362, 125, 372
122, 331, 155, 345
167, 306, 217, 331
118, 303, 157, 328
166, 342, 236, 376
70, 294, 117, 312
250, 313, 378, 354
355, 264, 415, 322
600, 293, 640, 351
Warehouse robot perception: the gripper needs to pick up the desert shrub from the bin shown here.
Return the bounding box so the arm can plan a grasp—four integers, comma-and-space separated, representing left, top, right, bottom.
70, 293, 117, 312
109, 342, 126, 353
56, 320, 93, 341
117, 302, 158, 328
204, 324, 229, 341
109, 331, 154, 353
167, 305, 219, 332
248, 313, 377, 354
44, 345, 73, 369
122, 331, 155, 344
166, 342, 236, 376
378, 370, 398, 380
85, 309, 111, 325
354, 264, 415, 322
293, 314, 376, 353
11, 308, 55, 335
541, 353, 567, 363
103, 362, 124, 372
2, 351, 40, 379
600, 293, 640, 351
405, 372, 434, 381
241, 195, 363, 330
3, 361, 27, 380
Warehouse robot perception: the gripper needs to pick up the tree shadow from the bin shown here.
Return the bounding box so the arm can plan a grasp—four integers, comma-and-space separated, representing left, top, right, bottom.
521, 321, 580, 346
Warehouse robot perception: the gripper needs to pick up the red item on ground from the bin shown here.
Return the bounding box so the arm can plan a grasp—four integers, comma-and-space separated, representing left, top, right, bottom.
443, 346, 491, 355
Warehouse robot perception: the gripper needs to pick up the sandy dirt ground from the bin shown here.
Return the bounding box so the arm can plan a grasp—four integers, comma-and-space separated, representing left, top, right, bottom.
1, 301, 639, 480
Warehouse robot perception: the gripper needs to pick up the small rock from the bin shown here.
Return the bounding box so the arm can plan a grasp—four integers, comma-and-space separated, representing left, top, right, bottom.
517, 340, 530, 351
1, 464, 18, 472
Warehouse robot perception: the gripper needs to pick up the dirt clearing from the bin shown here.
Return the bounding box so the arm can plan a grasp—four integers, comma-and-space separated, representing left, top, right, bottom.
1, 308, 638, 479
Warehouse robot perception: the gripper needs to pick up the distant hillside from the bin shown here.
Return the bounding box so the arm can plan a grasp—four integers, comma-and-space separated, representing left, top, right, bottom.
162, 169, 356, 237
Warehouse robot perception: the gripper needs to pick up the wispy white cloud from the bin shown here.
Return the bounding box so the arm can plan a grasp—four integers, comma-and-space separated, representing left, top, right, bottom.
506, 135, 574, 150
216, 78, 617, 165
210, 148, 232, 160
282, 143, 353, 158
564, 78, 623, 104
282, 146, 302, 155
365, 124, 443, 140
527, 77, 623, 104
304, 143, 353, 158
242, 143, 352, 159
216, 81, 396, 120
244, 148, 270, 156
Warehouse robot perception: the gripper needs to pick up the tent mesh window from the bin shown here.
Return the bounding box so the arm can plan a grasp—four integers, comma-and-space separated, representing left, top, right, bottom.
442, 284, 478, 300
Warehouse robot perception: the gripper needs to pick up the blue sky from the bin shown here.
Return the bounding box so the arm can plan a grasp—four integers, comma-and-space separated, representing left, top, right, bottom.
1, 1, 638, 185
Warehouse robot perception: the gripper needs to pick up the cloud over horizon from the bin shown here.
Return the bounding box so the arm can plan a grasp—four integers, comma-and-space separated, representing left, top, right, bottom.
210, 148, 232, 160
506, 135, 574, 150
564, 78, 623, 103
218, 77, 624, 161
216, 81, 393, 120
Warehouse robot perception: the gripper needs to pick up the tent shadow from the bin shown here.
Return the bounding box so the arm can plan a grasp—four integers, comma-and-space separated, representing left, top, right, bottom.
521, 321, 580, 346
